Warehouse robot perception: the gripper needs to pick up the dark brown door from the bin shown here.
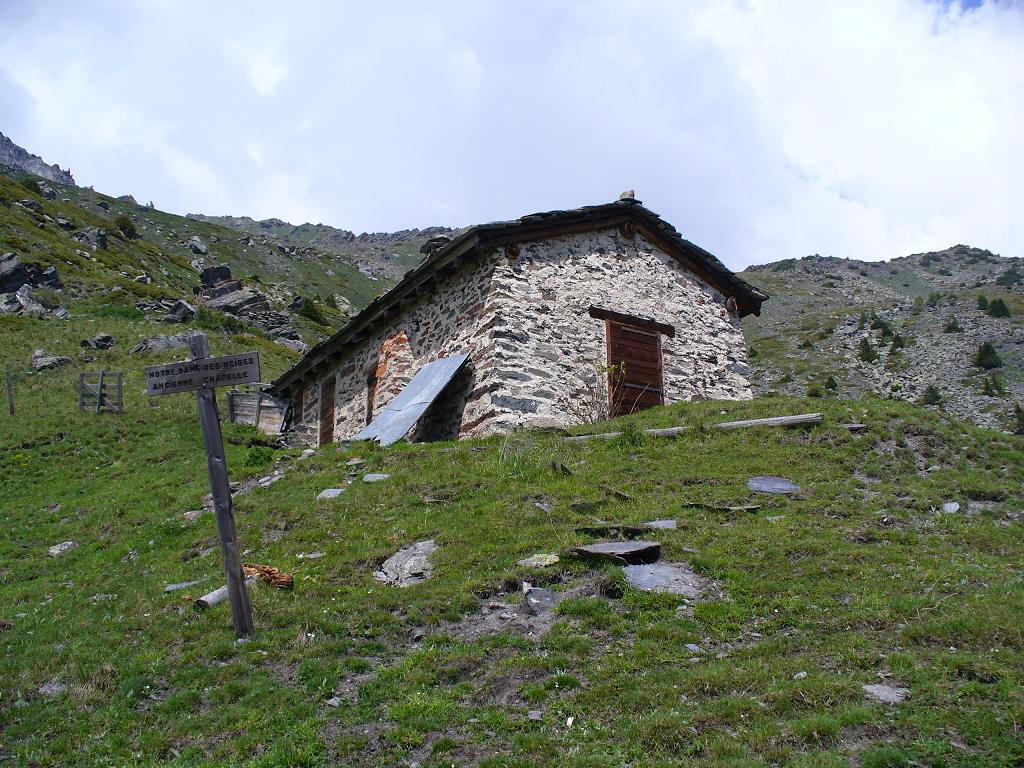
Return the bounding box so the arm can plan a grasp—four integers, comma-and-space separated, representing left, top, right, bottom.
606, 320, 664, 416
319, 377, 335, 445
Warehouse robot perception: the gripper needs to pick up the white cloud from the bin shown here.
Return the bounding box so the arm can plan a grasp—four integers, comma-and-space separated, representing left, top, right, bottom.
0, 0, 1021, 265
224, 40, 289, 96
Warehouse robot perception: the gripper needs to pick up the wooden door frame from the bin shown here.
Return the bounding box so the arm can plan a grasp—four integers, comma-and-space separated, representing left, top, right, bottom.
593, 307, 673, 417
319, 376, 335, 446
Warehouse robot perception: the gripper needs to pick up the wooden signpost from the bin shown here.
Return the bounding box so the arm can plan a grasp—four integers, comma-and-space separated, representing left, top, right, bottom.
146, 334, 259, 636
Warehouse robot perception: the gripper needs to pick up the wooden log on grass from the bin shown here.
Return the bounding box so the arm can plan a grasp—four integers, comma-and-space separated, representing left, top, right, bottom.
194, 577, 256, 611
565, 412, 825, 443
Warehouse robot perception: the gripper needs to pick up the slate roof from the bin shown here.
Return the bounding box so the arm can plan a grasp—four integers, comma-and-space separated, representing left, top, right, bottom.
271, 198, 768, 394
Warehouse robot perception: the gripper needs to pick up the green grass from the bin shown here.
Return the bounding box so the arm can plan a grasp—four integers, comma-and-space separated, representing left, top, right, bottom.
2, 292, 1022, 765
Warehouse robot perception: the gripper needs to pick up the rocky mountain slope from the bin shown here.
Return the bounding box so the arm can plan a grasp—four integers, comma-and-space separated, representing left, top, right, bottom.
0, 132, 75, 186
740, 246, 1023, 431
188, 213, 452, 282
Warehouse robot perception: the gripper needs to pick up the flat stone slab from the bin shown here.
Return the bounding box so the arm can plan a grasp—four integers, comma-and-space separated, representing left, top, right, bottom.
317, 488, 345, 500
363, 473, 390, 483
622, 563, 708, 597
644, 519, 677, 529
518, 553, 560, 568
374, 539, 437, 587
572, 540, 661, 564
863, 684, 909, 704
942, 501, 960, 514
748, 476, 801, 495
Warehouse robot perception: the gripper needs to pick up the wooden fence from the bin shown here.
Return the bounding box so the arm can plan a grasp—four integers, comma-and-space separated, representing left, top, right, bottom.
79, 371, 124, 414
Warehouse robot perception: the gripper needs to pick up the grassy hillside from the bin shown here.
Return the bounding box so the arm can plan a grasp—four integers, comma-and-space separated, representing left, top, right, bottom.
187, 214, 443, 283
0, 171, 385, 318
2, 299, 1021, 768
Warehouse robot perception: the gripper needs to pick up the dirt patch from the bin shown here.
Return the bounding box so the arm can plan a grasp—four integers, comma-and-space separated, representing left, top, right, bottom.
433, 575, 605, 643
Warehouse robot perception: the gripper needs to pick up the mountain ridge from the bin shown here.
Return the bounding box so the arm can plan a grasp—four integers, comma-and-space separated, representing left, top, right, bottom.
0, 132, 75, 186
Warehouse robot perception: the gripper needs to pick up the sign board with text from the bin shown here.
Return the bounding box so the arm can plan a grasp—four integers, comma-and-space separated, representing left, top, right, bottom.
145, 352, 260, 396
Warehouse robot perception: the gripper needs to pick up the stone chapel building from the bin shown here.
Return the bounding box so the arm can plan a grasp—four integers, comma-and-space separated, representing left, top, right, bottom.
270, 197, 768, 446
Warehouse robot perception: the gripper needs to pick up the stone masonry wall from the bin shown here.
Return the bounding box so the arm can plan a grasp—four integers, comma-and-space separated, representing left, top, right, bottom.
297, 226, 751, 444
298, 254, 504, 444
471, 228, 751, 435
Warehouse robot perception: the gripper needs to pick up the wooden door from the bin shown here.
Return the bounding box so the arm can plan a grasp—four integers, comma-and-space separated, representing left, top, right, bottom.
606, 320, 664, 416
319, 377, 335, 445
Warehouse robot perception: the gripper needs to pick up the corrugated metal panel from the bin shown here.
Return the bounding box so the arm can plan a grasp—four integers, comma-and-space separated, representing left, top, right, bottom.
352, 353, 469, 446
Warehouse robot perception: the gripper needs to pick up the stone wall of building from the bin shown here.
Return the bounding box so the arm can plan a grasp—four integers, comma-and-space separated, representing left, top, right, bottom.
298, 227, 751, 444
297, 253, 505, 443
467, 228, 751, 435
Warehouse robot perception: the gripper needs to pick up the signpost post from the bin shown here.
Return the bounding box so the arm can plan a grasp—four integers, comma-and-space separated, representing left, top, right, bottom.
145, 333, 259, 636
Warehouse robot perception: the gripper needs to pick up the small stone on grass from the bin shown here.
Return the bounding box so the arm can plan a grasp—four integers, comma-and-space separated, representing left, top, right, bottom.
517, 553, 560, 568
363, 473, 389, 483
374, 540, 437, 587
644, 519, 677, 529
317, 488, 345, 500
48, 541, 77, 557
38, 680, 66, 697
863, 683, 909, 704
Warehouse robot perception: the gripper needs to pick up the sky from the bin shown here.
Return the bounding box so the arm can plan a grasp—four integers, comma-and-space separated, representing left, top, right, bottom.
1, 0, 1022, 269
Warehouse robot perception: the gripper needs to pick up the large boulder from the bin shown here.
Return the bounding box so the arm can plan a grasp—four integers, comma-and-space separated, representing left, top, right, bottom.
31, 349, 71, 371
0, 252, 29, 293
15, 286, 47, 318
163, 299, 197, 323
130, 333, 193, 354
203, 287, 271, 316
73, 228, 107, 251
199, 265, 231, 286
187, 236, 209, 255
81, 333, 115, 350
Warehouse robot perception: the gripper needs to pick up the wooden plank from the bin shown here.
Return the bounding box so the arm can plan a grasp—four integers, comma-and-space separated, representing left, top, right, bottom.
712, 413, 823, 430
146, 351, 261, 396
589, 306, 675, 337
254, 391, 263, 432
77, 372, 84, 412
187, 334, 253, 637
96, 370, 105, 414
319, 376, 335, 445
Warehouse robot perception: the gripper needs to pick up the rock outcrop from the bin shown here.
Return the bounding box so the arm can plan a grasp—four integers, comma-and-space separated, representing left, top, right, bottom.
0, 132, 75, 185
